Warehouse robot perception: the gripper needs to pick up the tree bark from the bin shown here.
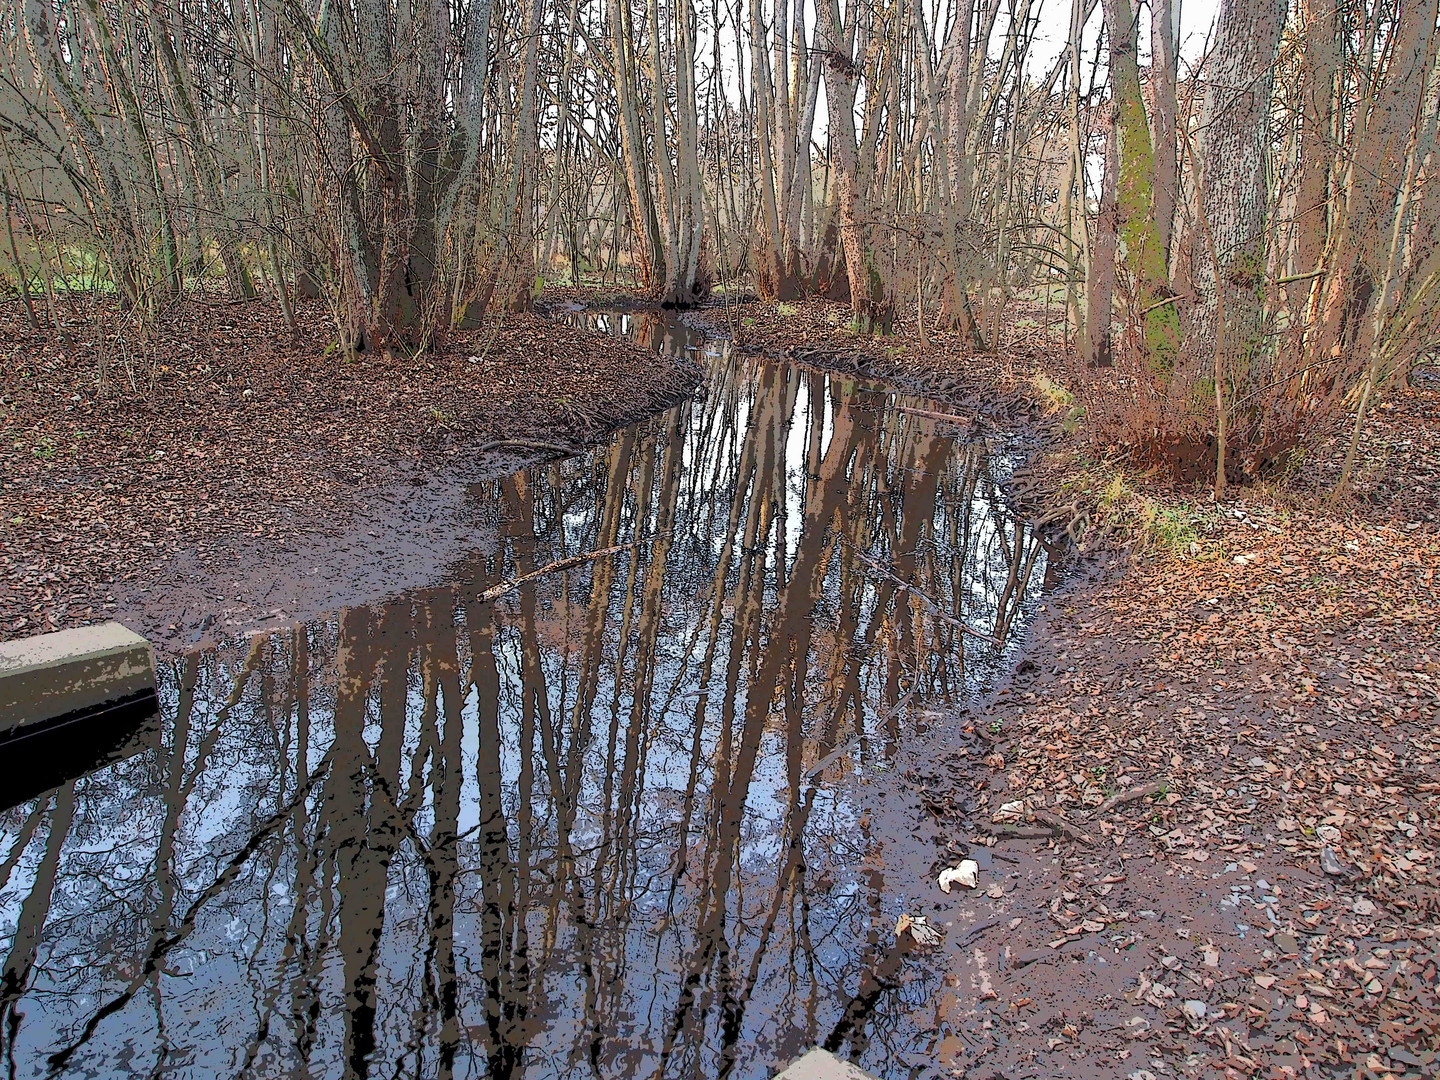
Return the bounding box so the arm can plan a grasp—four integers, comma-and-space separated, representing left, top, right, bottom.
1101, 0, 1175, 370
1149, 0, 1179, 272
1190, 0, 1289, 376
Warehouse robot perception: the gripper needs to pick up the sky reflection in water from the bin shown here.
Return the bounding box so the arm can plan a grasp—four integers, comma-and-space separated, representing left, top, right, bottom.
0, 314, 1052, 1079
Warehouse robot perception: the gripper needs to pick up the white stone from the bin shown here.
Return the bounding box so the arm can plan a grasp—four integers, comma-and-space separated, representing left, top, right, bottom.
773, 1048, 879, 1080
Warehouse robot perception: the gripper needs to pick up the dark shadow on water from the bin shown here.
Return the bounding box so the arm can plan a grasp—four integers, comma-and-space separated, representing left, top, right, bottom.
0, 313, 1052, 1079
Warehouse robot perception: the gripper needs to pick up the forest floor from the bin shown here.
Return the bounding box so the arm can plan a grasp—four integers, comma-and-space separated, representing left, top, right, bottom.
691, 292, 1439, 1080
0, 296, 700, 650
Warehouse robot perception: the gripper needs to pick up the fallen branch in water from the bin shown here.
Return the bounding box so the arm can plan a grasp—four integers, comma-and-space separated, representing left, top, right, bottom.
475, 437, 581, 458
893, 404, 974, 424
840, 538, 1001, 642
476, 543, 633, 602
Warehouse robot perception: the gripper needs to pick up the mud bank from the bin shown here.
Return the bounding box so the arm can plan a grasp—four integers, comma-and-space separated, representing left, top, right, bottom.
1, 298, 701, 648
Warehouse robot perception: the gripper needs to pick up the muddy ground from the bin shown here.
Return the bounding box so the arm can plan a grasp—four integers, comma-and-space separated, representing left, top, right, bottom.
0, 297, 700, 650
899, 509, 1438, 1080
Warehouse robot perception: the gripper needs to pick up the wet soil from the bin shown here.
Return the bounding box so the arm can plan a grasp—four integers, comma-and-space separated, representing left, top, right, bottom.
1, 297, 700, 649
892, 517, 1439, 1078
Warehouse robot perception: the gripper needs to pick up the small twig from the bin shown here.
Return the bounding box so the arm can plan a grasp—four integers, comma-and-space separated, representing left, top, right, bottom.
475, 543, 632, 603
1084, 781, 1165, 820
1031, 810, 1095, 845
805, 736, 861, 780
977, 822, 1063, 840
804, 688, 917, 780
840, 538, 1000, 642
953, 917, 1003, 949
893, 404, 973, 424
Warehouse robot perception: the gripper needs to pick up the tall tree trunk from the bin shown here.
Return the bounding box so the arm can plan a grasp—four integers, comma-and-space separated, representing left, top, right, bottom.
1061, 0, 1090, 346
1311, 0, 1439, 370
1293, 0, 1338, 283
1149, 0, 1179, 272
1190, 0, 1289, 371
1102, 0, 1176, 370
609, 0, 667, 291
1086, 124, 1118, 367
816, 0, 890, 331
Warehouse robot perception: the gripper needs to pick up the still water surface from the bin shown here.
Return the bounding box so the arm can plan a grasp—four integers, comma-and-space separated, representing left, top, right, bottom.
0, 313, 1051, 1079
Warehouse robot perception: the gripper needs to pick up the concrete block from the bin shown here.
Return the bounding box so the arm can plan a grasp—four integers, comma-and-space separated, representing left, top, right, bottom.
773, 1049, 879, 1080
0, 622, 155, 733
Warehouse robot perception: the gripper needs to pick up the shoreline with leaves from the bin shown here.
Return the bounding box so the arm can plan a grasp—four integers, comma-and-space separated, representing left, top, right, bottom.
0, 296, 701, 648
684, 289, 1439, 1076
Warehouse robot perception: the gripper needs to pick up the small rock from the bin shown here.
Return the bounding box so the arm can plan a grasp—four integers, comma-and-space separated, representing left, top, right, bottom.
1353, 897, 1376, 916
1320, 847, 1348, 876
1274, 932, 1299, 954
1181, 999, 1208, 1023
1160, 955, 1182, 971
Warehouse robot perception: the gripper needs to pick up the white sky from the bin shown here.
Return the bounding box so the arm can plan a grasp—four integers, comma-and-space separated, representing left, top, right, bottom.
1026, 0, 1226, 75
703, 0, 1231, 119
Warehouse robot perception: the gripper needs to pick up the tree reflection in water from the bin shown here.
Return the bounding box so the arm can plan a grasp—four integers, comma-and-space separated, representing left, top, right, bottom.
0, 321, 1052, 1079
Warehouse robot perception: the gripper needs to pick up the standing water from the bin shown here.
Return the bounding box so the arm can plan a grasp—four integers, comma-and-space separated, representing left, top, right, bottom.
0, 312, 1051, 1079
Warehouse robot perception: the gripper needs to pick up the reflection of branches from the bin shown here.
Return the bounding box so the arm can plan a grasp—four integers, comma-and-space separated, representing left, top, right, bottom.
1, 784, 76, 1069
0, 802, 45, 894
8, 344, 1053, 1077
46, 756, 334, 1073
